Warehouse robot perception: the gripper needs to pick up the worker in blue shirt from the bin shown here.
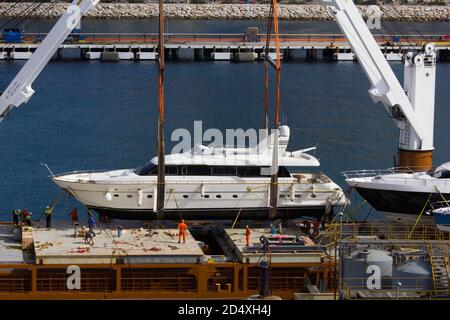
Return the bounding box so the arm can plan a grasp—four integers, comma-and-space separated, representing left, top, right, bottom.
88, 212, 96, 236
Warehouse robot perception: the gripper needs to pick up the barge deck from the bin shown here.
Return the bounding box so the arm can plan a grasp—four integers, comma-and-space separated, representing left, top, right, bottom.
0, 220, 336, 300
1, 219, 449, 300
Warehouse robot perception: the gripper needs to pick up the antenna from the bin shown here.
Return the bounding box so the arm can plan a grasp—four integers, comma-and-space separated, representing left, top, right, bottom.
40, 162, 55, 177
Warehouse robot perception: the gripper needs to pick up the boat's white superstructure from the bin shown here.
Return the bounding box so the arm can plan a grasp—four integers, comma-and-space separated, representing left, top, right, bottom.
431, 202, 450, 233
343, 163, 450, 221
52, 126, 347, 219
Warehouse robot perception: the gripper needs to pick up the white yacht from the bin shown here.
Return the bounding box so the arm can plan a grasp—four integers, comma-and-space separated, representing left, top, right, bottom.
343, 163, 450, 221
52, 126, 347, 220
431, 202, 450, 233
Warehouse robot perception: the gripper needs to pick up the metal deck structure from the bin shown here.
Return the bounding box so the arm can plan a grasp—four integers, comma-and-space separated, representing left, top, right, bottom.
1, 218, 449, 299
0, 220, 337, 299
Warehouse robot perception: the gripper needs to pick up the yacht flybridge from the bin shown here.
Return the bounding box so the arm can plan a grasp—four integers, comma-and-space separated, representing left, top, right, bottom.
52, 126, 347, 219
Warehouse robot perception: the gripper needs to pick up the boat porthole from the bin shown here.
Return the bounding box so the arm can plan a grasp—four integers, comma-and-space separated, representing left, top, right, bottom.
147, 195, 152, 198
216, 195, 222, 199
280, 194, 285, 198
311, 194, 317, 198
295, 194, 301, 198
127, 195, 133, 198
203, 195, 210, 199
232, 195, 238, 198
183, 195, 189, 199
114, 194, 119, 197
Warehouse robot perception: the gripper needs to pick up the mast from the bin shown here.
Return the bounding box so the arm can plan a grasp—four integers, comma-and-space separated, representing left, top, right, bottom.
156, 0, 165, 220
263, 4, 273, 131
273, 0, 281, 129
268, 0, 281, 219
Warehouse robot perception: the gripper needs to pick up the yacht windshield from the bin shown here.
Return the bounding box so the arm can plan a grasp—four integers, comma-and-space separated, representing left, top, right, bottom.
133, 163, 291, 177
433, 162, 450, 179
134, 162, 157, 176
434, 169, 450, 179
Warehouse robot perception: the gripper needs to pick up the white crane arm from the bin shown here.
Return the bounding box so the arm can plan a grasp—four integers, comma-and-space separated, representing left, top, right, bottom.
0, 0, 99, 121
323, 0, 426, 144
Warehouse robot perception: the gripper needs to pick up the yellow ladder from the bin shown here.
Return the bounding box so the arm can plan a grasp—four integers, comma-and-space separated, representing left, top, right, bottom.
429, 245, 449, 297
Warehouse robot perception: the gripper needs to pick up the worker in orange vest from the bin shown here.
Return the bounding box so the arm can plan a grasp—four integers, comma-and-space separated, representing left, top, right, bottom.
245, 225, 251, 246
178, 219, 187, 244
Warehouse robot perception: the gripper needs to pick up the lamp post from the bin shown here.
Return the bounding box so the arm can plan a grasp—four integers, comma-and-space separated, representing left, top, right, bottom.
396, 281, 402, 300
338, 211, 344, 240
337, 211, 344, 299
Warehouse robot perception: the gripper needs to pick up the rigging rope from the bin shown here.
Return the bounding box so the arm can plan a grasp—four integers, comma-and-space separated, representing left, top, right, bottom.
166, 188, 183, 221
9, 2, 44, 30
368, 6, 404, 59
0, 0, 33, 31
408, 189, 434, 239
380, 6, 429, 44
435, 186, 449, 207
23, 0, 62, 32
231, 207, 244, 229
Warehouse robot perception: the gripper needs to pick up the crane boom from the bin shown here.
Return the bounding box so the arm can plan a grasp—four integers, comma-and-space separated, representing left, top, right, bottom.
323, 0, 437, 169
0, 0, 99, 122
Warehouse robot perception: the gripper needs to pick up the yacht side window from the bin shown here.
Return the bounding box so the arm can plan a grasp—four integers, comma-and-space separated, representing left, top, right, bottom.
166, 166, 178, 175
212, 166, 237, 175
260, 167, 271, 176
181, 166, 188, 175
278, 167, 291, 178
188, 166, 212, 175
237, 166, 260, 177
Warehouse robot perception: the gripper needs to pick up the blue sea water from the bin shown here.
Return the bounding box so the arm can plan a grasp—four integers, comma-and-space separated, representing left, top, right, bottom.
0, 20, 449, 222
0, 18, 449, 34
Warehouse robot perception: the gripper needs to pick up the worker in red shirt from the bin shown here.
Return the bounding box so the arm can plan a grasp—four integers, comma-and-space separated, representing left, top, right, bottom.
245, 225, 251, 246
178, 219, 187, 244
21, 208, 29, 223
69, 208, 78, 224
312, 221, 320, 238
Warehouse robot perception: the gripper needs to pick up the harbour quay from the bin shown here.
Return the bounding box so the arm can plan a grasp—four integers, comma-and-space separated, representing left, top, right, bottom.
2, 31, 450, 62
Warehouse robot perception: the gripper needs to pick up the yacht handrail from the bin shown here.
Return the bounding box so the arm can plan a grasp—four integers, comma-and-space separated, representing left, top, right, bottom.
430, 201, 450, 210
52, 169, 114, 177
52, 175, 337, 186
342, 166, 434, 179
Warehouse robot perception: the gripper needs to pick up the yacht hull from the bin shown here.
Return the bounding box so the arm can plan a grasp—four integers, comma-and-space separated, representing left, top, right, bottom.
434, 212, 450, 233
90, 205, 332, 220
53, 171, 346, 221
354, 186, 450, 215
